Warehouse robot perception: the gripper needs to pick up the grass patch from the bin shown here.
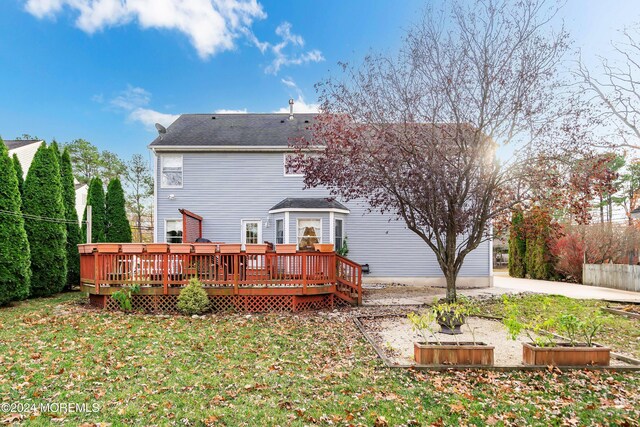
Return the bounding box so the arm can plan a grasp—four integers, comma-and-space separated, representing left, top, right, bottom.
476, 294, 640, 358
0, 293, 638, 426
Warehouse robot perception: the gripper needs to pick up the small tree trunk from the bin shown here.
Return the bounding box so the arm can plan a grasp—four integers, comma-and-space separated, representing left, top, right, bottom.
445, 272, 457, 303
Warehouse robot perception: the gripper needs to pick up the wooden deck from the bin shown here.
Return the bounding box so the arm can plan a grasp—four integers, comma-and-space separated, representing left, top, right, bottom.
79, 243, 362, 312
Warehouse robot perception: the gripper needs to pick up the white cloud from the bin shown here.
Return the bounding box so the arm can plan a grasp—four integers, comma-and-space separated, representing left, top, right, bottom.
24, 0, 266, 58
273, 78, 319, 113
129, 108, 180, 128
108, 85, 178, 129
214, 108, 248, 114
249, 21, 324, 74
272, 98, 319, 114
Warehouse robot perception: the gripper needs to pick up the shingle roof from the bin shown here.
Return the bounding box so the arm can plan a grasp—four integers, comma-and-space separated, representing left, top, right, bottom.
149, 113, 317, 147
269, 197, 349, 212
3, 140, 42, 150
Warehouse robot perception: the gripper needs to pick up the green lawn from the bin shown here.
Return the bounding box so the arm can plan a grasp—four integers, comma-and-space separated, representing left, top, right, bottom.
0, 293, 638, 426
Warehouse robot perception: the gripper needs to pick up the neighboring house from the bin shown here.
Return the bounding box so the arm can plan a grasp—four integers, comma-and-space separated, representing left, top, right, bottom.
149, 112, 493, 287
4, 139, 88, 222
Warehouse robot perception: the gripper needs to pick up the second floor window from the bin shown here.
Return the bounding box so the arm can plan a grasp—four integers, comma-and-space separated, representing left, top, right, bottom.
161, 154, 183, 188
283, 153, 304, 176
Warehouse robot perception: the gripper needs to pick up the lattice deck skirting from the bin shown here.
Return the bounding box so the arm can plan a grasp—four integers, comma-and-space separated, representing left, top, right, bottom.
92, 294, 336, 313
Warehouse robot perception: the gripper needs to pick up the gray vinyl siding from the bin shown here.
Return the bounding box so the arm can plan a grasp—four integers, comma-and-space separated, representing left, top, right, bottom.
155, 151, 490, 278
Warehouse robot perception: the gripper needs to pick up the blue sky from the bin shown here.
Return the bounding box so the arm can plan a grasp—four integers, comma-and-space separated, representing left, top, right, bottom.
0, 0, 637, 159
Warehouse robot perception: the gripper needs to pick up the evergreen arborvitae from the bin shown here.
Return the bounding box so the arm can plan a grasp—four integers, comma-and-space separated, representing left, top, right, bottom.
61, 148, 82, 288
105, 178, 132, 243
507, 209, 526, 278
82, 177, 106, 243
50, 140, 62, 165
0, 140, 31, 304
12, 154, 24, 201
523, 208, 554, 280
22, 143, 67, 297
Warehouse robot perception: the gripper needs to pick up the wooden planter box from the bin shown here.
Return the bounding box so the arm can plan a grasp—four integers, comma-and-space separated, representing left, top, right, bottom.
96, 244, 120, 253
276, 244, 298, 254
169, 244, 192, 254
245, 244, 268, 254
219, 244, 242, 254
414, 342, 494, 366
146, 244, 168, 253
522, 343, 610, 366
120, 244, 144, 253
314, 243, 334, 253
193, 244, 218, 254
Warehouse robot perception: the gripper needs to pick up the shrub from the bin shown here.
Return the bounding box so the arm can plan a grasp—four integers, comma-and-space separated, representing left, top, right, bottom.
507, 209, 526, 278
177, 278, 210, 315
23, 143, 67, 297
0, 140, 31, 304
12, 153, 24, 201
60, 148, 82, 289
105, 178, 132, 243
550, 229, 584, 282
82, 177, 106, 243
111, 284, 140, 312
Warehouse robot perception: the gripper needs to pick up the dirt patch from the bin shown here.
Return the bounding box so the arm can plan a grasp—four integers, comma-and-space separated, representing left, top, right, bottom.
359, 314, 634, 367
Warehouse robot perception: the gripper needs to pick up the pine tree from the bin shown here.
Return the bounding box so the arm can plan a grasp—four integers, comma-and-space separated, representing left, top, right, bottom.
12, 154, 24, 201
61, 148, 82, 288
507, 209, 526, 278
105, 178, 132, 242
22, 143, 67, 297
82, 177, 106, 243
0, 140, 31, 304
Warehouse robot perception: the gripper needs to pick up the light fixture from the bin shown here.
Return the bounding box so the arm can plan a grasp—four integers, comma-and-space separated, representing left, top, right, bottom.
168, 194, 175, 200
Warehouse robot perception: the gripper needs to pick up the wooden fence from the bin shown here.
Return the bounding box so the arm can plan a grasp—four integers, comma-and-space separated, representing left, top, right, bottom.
583, 264, 640, 292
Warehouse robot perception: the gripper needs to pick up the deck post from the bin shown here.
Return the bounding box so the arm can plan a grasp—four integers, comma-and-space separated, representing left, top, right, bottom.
302, 253, 307, 295
163, 253, 169, 295
93, 250, 99, 294
357, 266, 363, 305
233, 254, 239, 295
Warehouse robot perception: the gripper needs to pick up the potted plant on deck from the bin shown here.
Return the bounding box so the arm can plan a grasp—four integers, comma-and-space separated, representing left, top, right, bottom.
502, 296, 611, 366
408, 300, 494, 366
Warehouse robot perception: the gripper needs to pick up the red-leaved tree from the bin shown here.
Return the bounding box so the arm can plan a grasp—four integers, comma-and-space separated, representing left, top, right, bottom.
292, 0, 586, 302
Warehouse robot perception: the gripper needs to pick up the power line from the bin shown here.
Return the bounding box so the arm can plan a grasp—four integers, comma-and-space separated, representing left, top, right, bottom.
0, 209, 86, 225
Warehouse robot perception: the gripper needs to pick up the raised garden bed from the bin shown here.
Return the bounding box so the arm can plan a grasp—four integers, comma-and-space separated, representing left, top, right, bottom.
522, 342, 610, 366
414, 342, 494, 366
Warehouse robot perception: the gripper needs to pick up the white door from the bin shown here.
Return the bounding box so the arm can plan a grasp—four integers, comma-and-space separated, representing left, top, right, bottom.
241, 220, 262, 248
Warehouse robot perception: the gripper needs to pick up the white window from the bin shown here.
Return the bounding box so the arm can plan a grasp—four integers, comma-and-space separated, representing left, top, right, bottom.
161, 154, 183, 188
334, 218, 344, 251
166, 219, 183, 243
283, 153, 304, 176
275, 219, 284, 244
297, 218, 321, 250
241, 220, 262, 246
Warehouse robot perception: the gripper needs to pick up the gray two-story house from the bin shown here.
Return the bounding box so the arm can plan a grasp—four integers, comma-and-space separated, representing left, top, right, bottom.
149, 112, 493, 287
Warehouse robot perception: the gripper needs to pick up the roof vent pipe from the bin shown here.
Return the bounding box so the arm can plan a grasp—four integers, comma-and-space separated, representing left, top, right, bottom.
288, 98, 294, 120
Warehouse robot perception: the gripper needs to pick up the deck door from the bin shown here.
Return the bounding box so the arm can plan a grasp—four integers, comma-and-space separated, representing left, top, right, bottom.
241, 220, 262, 248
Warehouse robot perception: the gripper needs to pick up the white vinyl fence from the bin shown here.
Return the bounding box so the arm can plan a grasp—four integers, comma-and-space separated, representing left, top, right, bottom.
583, 264, 640, 292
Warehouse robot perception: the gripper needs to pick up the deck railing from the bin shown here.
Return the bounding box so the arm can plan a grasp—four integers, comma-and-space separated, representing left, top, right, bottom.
79, 244, 361, 304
